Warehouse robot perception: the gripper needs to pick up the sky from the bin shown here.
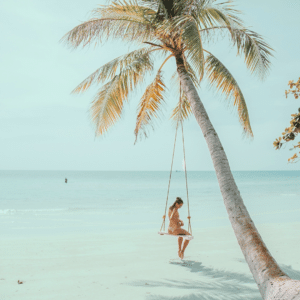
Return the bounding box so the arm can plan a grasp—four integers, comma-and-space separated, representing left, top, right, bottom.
1, 0, 300, 171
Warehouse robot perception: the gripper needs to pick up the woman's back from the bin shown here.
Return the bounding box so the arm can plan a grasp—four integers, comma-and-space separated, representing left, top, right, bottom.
168, 207, 179, 226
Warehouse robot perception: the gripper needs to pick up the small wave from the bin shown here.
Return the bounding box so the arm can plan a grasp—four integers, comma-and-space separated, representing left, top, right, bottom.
67, 207, 90, 212
0, 207, 127, 216
0, 207, 104, 215
0, 208, 67, 215
0, 209, 17, 215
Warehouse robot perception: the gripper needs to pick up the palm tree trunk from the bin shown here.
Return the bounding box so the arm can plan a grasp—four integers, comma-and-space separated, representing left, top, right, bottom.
175, 54, 300, 300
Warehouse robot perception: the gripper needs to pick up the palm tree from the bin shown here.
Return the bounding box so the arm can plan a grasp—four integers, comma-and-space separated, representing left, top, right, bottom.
62, 0, 300, 298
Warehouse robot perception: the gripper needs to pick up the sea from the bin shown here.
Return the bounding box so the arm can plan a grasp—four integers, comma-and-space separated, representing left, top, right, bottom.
1, 171, 299, 237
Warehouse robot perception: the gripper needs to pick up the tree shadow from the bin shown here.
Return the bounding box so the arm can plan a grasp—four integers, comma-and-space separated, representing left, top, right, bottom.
129, 261, 300, 299
129, 260, 262, 300
146, 293, 259, 300
170, 260, 255, 283
280, 264, 300, 280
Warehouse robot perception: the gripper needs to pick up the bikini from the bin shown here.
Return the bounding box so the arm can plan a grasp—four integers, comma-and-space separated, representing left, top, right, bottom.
168, 225, 177, 233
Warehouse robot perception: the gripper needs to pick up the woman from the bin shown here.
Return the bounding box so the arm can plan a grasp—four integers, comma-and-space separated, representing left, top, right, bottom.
168, 197, 191, 259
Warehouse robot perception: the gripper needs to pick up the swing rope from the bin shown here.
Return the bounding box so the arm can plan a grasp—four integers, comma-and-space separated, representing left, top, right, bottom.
160, 114, 180, 232
159, 85, 192, 234
181, 119, 192, 235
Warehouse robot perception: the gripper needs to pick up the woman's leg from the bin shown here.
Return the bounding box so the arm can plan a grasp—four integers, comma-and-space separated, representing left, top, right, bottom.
171, 229, 191, 259
178, 237, 183, 258
181, 239, 190, 258
171, 228, 191, 258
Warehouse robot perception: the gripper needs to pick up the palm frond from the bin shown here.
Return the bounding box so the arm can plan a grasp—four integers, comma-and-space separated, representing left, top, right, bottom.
199, 26, 273, 80
91, 77, 123, 136
94, 0, 157, 22
170, 90, 192, 123
205, 51, 253, 137
72, 47, 154, 94
134, 70, 166, 143
90, 51, 153, 136
195, 0, 243, 28
230, 28, 273, 80
61, 1, 155, 48
181, 17, 205, 81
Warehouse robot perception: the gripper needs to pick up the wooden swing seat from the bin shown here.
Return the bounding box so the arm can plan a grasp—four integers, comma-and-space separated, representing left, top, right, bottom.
158, 231, 194, 240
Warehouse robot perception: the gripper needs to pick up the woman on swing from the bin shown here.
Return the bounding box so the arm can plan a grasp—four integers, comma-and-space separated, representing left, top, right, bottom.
168, 197, 191, 259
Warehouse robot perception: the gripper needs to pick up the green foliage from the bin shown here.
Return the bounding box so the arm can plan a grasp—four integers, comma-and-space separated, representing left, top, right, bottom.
286, 78, 300, 99
273, 78, 300, 163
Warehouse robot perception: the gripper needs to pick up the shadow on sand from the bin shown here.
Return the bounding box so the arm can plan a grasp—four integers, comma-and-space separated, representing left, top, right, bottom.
129, 260, 261, 300
129, 260, 300, 300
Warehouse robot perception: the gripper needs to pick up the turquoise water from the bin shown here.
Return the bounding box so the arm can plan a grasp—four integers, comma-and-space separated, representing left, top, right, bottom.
1, 171, 299, 236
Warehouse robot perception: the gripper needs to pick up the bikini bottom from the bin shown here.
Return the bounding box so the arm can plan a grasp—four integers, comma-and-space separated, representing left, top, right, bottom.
168, 226, 180, 234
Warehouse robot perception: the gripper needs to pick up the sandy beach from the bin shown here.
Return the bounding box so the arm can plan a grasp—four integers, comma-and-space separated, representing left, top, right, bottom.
1, 222, 300, 300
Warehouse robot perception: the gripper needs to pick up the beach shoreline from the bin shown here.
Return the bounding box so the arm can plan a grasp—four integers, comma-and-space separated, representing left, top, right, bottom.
1, 222, 300, 300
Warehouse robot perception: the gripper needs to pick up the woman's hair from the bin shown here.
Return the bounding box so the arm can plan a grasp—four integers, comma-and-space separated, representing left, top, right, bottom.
169, 197, 183, 210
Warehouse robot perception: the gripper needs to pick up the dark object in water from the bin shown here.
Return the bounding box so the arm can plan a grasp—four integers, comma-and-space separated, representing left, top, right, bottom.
65, 178, 68, 183
18, 280, 23, 284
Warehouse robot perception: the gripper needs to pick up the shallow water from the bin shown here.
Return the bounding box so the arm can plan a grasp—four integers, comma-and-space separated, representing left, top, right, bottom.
1, 171, 299, 236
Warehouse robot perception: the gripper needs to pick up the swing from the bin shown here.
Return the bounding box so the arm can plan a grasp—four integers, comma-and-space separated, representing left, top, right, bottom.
158, 90, 194, 241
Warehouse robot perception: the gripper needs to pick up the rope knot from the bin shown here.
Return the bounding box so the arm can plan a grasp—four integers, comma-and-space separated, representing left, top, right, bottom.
187, 216, 191, 219
162, 215, 166, 219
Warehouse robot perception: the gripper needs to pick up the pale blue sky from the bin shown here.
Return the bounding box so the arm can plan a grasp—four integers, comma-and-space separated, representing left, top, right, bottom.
1, 0, 300, 171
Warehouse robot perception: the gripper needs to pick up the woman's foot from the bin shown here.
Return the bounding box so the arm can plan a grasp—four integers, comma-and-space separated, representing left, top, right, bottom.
179, 250, 184, 259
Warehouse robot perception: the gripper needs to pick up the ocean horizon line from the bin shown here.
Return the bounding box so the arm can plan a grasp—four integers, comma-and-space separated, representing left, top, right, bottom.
0, 169, 299, 172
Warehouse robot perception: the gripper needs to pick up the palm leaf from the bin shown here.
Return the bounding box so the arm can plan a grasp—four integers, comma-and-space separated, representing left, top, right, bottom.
91, 52, 153, 136
134, 70, 166, 143
230, 28, 273, 80
169, 0, 242, 29
181, 17, 205, 81
170, 90, 192, 123
204, 0, 243, 27
199, 26, 273, 80
195, 0, 243, 28
91, 77, 124, 136
72, 47, 154, 94
61, 1, 155, 48
205, 52, 253, 137
95, 0, 157, 20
